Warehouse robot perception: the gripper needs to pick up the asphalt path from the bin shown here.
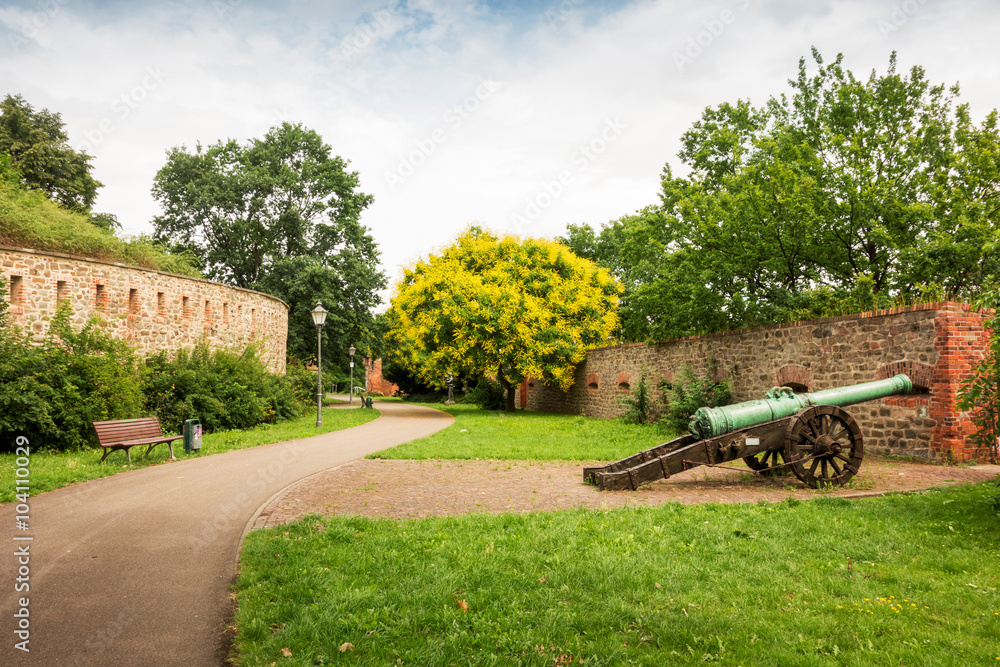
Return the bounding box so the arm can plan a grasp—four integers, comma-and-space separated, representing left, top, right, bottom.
1, 401, 453, 666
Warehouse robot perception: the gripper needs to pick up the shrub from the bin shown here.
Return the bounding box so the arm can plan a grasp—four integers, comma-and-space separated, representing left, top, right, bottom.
0, 298, 306, 451
0, 302, 146, 452
619, 372, 653, 424
661, 357, 733, 432
957, 284, 1000, 465
466, 376, 506, 410
286, 360, 319, 404
144, 341, 303, 434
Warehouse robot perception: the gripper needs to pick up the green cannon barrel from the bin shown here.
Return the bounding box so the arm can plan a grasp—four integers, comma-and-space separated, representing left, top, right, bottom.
687, 374, 912, 439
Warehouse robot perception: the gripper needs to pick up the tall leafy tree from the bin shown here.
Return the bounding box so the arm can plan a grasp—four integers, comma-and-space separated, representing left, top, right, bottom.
387, 228, 621, 411
0, 94, 102, 211
152, 122, 385, 368
566, 50, 1000, 340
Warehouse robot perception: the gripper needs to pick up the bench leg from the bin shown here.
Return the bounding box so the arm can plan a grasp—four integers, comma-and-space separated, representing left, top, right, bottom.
100, 447, 131, 465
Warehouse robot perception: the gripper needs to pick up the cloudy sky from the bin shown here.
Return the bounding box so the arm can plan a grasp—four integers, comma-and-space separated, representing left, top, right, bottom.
1, 0, 998, 300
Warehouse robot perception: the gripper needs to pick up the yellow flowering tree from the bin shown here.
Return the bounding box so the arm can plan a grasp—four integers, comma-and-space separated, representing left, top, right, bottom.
386, 228, 621, 411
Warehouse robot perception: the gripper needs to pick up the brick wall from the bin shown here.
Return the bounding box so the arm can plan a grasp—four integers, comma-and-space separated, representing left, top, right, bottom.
1, 246, 288, 373
524, 302, 993, 463
364, 357, 399, 397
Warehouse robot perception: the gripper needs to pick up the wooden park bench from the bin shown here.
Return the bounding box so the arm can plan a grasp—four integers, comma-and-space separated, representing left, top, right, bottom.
92, 417, 183, 464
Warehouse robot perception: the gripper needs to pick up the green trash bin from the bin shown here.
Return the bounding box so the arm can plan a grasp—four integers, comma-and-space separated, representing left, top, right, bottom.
366, 397, 373, 409
183, 419, 202, 453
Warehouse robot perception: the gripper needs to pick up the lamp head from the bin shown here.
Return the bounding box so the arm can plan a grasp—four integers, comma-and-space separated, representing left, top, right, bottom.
310, 302, 328, 327
349, 344, 356, 357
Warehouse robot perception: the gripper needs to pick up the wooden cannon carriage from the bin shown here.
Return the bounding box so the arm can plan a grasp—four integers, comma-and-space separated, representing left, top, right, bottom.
585, 374, 913, 491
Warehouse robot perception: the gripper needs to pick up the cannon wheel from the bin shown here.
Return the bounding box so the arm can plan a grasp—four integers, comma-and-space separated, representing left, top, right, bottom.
785, 405, 863, 488
742, 449, 790, 476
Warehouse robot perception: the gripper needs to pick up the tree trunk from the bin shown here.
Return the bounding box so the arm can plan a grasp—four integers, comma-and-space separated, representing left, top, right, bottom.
497, 368, 516, 413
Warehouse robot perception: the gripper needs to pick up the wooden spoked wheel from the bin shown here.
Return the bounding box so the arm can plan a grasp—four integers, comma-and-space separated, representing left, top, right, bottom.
784, 405, 864, 488
743, 448, 790, 476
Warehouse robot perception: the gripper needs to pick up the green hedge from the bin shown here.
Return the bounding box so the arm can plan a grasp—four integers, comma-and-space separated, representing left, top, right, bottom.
0, 301, 305, 452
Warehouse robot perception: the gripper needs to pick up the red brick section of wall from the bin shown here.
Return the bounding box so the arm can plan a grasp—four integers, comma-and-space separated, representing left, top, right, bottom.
930, 303, 993, 462
365, 358, 399, 396
525, 302, 993, 463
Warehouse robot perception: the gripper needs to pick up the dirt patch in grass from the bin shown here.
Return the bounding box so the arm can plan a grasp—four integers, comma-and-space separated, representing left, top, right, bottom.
252, 456, 1000, 529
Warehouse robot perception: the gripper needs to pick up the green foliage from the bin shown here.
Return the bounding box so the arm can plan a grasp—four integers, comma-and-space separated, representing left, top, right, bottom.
0, 173, 199, 275
0, 303, 146, 452
284, 361, 320, 405
663, 358, 733, 431
236, 483, 1000, 666
152, 122, 385, 376
143, 341, 303, 434
619, 371, 653, 424
380, 355, 439, 397
957, 285, 1000, 463
387, 227, 621, 412
565, 51, 1000, 340
466, 376, 506, 411
0, 304, 307, 452
255, 255, 384, 378
0, 94, 101, 211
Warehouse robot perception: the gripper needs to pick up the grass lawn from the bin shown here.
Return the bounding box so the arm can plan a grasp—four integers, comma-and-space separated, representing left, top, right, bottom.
236, 482, 1000, 666
0, 406, 380, 503
369, 404, 678, 461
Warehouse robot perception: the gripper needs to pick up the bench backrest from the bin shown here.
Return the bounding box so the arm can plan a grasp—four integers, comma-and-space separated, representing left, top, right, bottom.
93, 417, 165, 444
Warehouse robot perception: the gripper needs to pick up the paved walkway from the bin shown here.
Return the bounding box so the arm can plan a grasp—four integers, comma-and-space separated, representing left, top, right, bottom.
1, 401, 453, 667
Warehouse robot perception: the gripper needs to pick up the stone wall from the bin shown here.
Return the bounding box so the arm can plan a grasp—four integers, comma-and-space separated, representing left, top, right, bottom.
523, 302, 993, 463
1, 246, 288, 373
364, 357, 399, 397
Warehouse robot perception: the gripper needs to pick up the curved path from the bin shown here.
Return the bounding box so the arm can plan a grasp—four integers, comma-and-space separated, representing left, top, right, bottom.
1, 402, 453, 666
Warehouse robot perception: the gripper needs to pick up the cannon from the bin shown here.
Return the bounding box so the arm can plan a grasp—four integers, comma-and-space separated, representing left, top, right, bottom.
584, 374, 912, 491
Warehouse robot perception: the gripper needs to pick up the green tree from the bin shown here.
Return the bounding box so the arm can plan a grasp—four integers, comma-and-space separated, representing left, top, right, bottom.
0, 94, 102, 211
567, 50, 1000, 340
255, 255, 384, 369
386, 228, 621, 412
152, 122, 386, 370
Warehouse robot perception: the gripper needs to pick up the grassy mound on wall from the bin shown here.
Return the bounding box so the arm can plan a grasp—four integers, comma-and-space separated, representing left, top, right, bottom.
0, 175, 199, 277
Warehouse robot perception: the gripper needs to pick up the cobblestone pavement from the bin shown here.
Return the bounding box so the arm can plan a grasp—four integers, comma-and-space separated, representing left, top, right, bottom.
253, 457, 1000, 528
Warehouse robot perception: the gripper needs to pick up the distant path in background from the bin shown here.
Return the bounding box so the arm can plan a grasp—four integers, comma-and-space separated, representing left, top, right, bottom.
0, 400, 453, 667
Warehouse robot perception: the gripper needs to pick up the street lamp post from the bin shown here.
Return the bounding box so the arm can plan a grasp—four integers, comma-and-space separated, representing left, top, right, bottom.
348, 344, 356, 405
311, 302, 328, 427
